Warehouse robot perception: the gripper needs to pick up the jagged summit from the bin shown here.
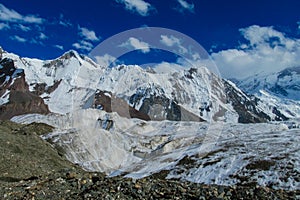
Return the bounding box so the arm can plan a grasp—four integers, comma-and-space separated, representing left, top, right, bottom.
60, 49, 81, 59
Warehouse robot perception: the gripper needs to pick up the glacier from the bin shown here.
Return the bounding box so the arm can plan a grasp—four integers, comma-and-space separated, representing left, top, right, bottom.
12, 109, 299, 190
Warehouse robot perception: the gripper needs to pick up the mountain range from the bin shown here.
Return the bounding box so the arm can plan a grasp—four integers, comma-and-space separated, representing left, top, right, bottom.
1, 47, 300, 190
1, 47, 298, 123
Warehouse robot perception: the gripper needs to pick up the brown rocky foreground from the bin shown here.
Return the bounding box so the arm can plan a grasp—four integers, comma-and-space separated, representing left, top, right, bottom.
0, 120, 299, 200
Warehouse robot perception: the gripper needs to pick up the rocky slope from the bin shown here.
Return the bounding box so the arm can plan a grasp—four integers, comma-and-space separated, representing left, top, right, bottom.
0, 120, 76, 181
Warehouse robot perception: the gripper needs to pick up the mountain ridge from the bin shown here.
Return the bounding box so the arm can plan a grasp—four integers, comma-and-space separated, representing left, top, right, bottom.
234, 66, 300, 101
1, 48, 298, 123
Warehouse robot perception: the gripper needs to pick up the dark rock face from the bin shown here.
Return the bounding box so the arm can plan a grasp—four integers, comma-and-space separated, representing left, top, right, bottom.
224, 81, 271, 123
0, 58, 18, 84
0, 58, 49, 120
137, 94, 203, 122
272, 107, 289, 121
130, 88, 204, 122
93, 90, 151, 121
31, 80, 62, 96
138, 95, 181, 121
277, 66, 300, 78
269, 84, 289, 97
0, 58, 16, 73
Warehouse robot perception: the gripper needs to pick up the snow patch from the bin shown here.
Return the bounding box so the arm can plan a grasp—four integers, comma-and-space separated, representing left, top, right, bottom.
0, 90, 9, 105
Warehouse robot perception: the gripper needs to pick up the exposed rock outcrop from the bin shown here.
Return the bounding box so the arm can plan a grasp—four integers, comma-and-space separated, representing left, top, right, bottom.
0, 58, 49, 120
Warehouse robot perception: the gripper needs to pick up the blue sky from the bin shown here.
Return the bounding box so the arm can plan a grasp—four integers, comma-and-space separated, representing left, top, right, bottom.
1, 0, 300, 78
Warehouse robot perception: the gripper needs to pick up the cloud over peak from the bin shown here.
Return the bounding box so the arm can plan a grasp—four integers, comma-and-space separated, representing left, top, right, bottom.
72, 40, 94, 51
160, 35, 188, 54
120, 37, 151, 53
79, 27, 100, 42
212, 25, 300, 79
240, 25, 286, 47
73, 27, 100, 52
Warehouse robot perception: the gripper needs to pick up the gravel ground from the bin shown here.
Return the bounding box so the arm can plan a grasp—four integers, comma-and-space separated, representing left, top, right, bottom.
1, 170, 300, 200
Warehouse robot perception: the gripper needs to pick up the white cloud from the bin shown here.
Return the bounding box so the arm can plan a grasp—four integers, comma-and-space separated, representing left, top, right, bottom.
120, 37, 151, 53
160, 35, 179, 47
59, 20, 71, 27
240, 25, 285, 47
72, 43, 83, 50
17, 24, 31, 31
54, 45, 64, 50
176, 0, 195, 13
73, 27, 100, 52
58, 14, 72, 27
30, 38, 43, 45
160, 35, 188, 54
153, 62, 184, 74
72, 40, 94, 51
212, 25, 300, 79
79, 27, 100, 41
116, 0, 154, 16
95, 54, 118, 67
0, 22, 9, 30
39, 33, 48, 40
10, 35, 27, 43
0, 3, 44, 24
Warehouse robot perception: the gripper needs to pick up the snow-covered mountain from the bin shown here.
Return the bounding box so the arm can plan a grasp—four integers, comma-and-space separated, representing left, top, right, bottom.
1, 48, 300, 190
0, 48, 292, 123
233, 67, 300, 120
236, 67, 300, 101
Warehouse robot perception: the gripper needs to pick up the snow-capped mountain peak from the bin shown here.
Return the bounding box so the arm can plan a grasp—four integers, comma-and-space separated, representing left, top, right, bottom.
0, 47, 298, 123
236, 66, 300, 101
232, 66, 300, 120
